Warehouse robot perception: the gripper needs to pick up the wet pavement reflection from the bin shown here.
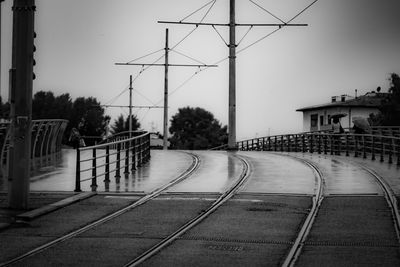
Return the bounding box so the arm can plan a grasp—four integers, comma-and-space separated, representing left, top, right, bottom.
291, 153, 382, 195
238, 152, 316, 195
0, 150, 384, 196
167, 151, 243, 193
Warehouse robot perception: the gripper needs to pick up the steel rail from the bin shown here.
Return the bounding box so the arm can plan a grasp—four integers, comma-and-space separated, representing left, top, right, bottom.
0, 152, 200, 267
356, 164, 400, 241
281, 157, 324, 267
124, 154, 251, 267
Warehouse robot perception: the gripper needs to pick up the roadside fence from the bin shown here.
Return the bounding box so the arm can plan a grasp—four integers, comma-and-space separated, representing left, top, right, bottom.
74, 132, 150, 192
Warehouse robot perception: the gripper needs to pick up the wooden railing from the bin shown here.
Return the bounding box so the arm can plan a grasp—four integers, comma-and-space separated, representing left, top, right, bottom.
237, 133, 400, 165
75, 132, 150, 192
0, 119, 68, 177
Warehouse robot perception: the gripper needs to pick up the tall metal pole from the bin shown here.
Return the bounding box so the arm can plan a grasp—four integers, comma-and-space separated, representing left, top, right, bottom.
0, 0, 4, 100
228, 0, 236, 150
129, 74, 132, 137
163, 28, 169, 150
8, 0, 35, 209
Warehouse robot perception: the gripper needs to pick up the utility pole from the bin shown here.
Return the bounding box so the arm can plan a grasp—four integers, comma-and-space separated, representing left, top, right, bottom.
129, 75, 133, 137
159, 0, 307, 150
0, 0, 3, 99
228, 0, 236, 150
115, 28, 217, 150
163, 29, 169, 150
8, 0, 36, 209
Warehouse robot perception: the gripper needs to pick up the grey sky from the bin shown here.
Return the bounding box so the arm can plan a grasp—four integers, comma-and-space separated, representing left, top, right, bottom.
1, 0, 399, 139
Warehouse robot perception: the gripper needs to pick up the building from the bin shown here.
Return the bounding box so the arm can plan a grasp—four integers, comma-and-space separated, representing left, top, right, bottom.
296, 91, 387, 132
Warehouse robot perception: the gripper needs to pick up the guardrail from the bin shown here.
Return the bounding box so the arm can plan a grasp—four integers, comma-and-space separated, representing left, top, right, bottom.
0, 119, 68, 177
74, 132, 150, 192
237, 133, 400, 165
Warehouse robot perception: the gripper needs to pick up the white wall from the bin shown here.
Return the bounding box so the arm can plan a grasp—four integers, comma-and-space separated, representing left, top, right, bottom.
301, 107, 379, 132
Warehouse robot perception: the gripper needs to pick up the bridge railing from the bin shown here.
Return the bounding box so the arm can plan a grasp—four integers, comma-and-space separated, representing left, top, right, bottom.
0, 119, 68, 177
237, 133, 400, 165
74, 132, 150, 192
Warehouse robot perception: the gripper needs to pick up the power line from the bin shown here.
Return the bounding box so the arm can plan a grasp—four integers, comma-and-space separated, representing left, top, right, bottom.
248, 0, 286, 24
179, 0, 216, 22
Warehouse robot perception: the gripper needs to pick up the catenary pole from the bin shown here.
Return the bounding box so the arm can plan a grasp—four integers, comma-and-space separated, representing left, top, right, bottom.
228, 0, 236, 150
115, 29, 217, 150
159, 1, 308, 150
8, 0, 35, 209
163, 29, 169, 150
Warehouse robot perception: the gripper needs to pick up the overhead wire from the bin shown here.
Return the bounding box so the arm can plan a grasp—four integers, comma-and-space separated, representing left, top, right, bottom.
236, 25, 253, 47
248, 0, 286, 24
212, 25, 229, 46
126, 48, 164, 64
171, 0, 217, 50
153, 0, 320, 106
179, 0, 217, 22
169, 48, 207, 65
237, 0, 320, 55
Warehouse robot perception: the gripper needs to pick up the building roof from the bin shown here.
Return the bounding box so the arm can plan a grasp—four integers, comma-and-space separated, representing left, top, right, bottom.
296, 92, 387, 112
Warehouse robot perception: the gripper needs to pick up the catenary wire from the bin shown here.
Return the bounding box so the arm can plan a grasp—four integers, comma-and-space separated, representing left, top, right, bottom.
179, 0, 217, 22
248, 0, 286, 24
237, 0, 320, 55
169, 49, 207, 65
212, 25, 229, 46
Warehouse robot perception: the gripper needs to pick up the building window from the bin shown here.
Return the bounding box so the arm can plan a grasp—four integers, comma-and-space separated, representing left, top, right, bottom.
327, 115, 331, 125
320, 115, 324, 126
311, 114, 318, 128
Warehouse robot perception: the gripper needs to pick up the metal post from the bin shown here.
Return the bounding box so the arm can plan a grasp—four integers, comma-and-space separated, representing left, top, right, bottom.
227, 0, 236, 150
74, 148, 81, 192
104, 145, 110, 182
115, 143, 121, 178
163, 28, 169, 150
318, 135, 321, 154
91, 148, 97, 192
129, 75, 132, 138
131, 138, 136, 171
362, 135, 367, 159
345, 134, 349, 156
371, 136, 376, 161
124, 140, 129, 174
8, 0, 35, 209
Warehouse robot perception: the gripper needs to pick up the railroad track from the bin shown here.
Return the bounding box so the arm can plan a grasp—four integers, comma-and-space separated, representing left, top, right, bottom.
280, 156, 324, 267
280, 153, 400, 267
0, 151, 201, 267
123, 153, 250, 266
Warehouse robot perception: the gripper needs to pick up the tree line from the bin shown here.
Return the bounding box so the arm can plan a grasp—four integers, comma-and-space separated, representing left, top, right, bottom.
0, 91, 228, 149
0, 91, 141, 146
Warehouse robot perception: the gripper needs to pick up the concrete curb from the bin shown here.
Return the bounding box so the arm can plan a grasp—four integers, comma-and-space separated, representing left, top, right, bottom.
16, 192, 96, 222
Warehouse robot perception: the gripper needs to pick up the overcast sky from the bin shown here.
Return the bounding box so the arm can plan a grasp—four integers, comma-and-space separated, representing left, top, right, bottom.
1, 0, 400, 139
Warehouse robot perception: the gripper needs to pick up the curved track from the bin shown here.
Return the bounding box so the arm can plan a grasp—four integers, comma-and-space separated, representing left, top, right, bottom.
124, 153, 251, 266
281, 157, 324, 267
0, 152, 201, 267
280, 154, 400, 267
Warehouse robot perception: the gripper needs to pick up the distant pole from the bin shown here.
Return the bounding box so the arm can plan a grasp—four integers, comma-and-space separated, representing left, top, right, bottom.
163, 28, 169, 150
228, 0, 236, 150
8, 0, 35, 209
0, 0, 4, 99
129, 75, 132, 137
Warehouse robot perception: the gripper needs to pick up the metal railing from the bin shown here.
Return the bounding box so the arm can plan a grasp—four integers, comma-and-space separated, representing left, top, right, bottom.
74, 132, 151, 192
237, 133, 400, 165
0, 119, 68, 177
